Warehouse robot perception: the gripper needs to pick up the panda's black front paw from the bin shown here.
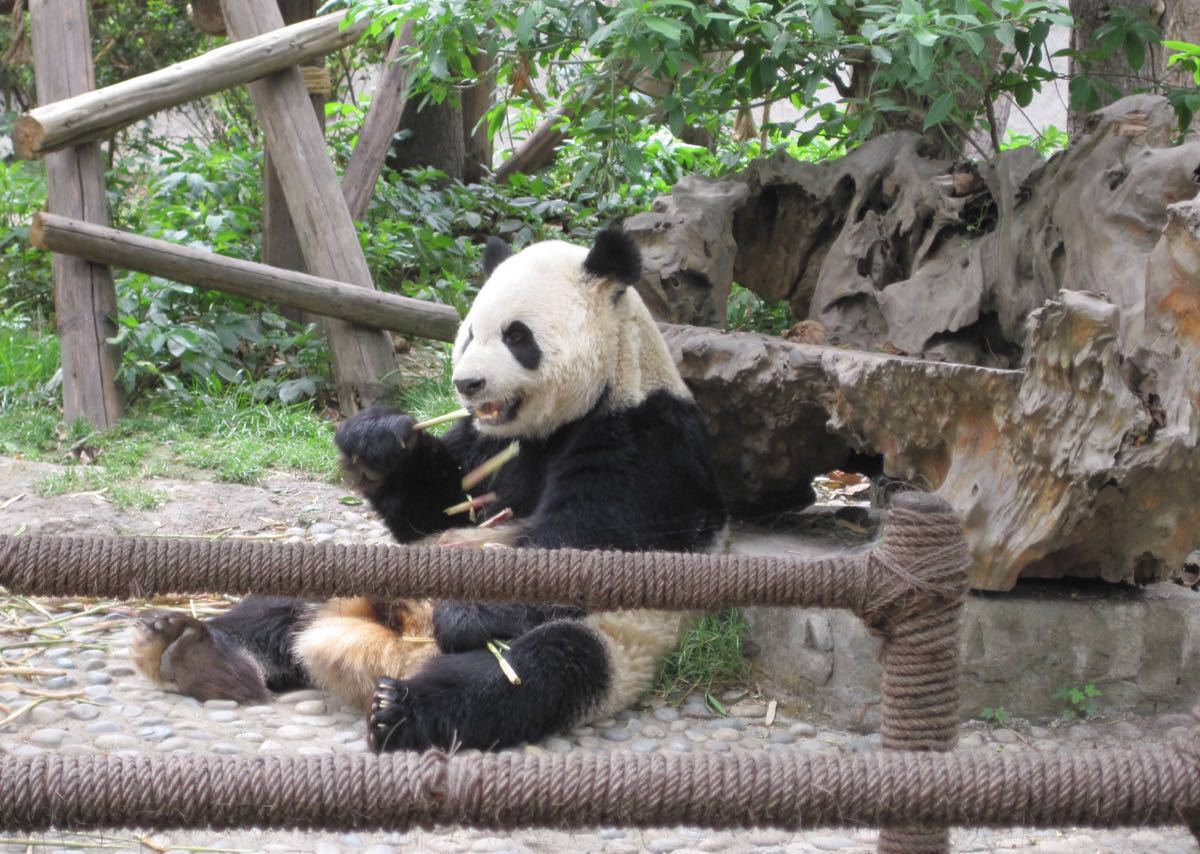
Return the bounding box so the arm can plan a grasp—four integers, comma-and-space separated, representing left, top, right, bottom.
368, 676, 434, 752
335, 406, 418, 486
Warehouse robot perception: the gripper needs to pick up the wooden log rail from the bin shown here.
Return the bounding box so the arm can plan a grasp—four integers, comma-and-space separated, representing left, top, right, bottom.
13, 12, 367, 158
31, 212, 460, 342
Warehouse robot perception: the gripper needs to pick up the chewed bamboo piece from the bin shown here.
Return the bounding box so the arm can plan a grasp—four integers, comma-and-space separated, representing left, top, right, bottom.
478, 507, 513, 529
486, 639, 521, 685
413, 408, 469, 431
462, 441, 520, 492
444, 492, 498, 518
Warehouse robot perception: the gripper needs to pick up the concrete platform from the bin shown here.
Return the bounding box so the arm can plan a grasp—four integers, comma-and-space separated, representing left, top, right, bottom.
730, 515, 1200, 729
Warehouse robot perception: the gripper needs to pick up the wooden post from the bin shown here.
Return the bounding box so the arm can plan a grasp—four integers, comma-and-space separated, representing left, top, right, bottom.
29, 0, 123, 429
14, 13, 366, 158
30, 213, 459, 341
221, 0, 397, 412
341, 22, 415, 221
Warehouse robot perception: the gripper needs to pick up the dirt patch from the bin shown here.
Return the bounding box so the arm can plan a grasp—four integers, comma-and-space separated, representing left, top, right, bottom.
0, 456, 362, 539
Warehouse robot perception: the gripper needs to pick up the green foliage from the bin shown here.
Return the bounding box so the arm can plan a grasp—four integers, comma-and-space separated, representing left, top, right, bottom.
1054, 682, 1101, 720
0, 0, 215, 112
338, 0, 1073, 165
726, 284, 795, 336
0, 305, 58, 411
656, 609, 753, 703
0, 161, 52, 315
1165, 40, 1200, 134
979, 705, 1012, 729
1000, 124, 1069, 156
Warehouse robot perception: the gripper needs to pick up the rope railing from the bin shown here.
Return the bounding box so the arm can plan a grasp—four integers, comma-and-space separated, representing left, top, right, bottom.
3, 742, 1198, 833
0, 493, 966, 621
1, 493, 1195, 854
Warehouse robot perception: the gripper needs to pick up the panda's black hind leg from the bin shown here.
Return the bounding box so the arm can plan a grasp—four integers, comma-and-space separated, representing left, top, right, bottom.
367, 621, 611, 752
131, 610, 270, 704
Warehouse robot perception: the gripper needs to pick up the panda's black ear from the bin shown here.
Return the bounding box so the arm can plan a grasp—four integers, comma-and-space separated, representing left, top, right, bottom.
584, 227, 641, 286
483, 237, 513, 277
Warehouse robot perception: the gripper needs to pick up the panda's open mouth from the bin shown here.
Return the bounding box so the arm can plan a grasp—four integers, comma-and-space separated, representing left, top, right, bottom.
472, 396, 522, 425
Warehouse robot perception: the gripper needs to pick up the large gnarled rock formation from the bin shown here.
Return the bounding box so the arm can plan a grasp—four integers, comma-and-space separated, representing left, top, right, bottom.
636, 95, 1200, 367
648, 94, 1200, 589
665, 192, 1200, 590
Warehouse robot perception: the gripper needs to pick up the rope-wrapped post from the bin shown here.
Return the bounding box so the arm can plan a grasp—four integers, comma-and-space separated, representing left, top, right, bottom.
859, 493, 970, 854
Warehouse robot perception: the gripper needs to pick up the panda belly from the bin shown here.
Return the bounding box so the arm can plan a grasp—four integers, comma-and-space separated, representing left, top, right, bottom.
581, 609, 695, 722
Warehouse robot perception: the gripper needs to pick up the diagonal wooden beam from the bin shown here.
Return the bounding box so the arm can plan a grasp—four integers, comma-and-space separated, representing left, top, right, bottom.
14, 12, 366, 158
341, 21, 415, 221
221, 0, 398, 412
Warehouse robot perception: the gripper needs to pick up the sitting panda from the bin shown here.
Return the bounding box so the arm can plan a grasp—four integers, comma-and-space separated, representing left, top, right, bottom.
131, 228, 727, 752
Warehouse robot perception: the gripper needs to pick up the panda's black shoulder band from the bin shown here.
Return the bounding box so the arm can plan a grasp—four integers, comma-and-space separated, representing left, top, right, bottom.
584, 227, 641, 286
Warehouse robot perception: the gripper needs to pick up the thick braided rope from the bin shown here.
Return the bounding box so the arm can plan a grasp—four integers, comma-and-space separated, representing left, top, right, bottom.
3, 741, 1199, 832
0, 494, 966, 616
856, 495, 968, 854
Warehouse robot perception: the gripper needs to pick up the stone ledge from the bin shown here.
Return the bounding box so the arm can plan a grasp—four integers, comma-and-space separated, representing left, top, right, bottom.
744, 579, 1200, 730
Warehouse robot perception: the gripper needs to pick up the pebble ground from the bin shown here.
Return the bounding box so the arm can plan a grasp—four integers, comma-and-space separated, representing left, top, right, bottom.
1, 459, 1196, 852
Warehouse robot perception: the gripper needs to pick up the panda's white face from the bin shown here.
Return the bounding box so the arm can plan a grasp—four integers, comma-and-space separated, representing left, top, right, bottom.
452, 241, 620, 440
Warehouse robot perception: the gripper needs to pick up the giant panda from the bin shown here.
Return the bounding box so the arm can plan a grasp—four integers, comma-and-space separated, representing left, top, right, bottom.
131, 228, 727, 752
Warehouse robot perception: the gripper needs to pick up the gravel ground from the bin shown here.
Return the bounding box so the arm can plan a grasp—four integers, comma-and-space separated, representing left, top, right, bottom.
1, 456, 1196, 853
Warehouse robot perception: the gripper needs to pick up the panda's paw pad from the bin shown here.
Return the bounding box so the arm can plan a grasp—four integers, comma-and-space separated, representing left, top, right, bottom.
368, 676, 425, 753
134, 610, 203, 647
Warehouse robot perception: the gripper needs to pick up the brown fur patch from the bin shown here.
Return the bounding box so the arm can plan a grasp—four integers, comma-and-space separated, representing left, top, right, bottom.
295, 598, 437, 710
130, 610, 268, 704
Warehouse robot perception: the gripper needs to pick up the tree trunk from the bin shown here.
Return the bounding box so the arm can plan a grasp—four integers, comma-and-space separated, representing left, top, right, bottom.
1067, 0, 1197, 133
387, 96, 464, 181
461, 49, 493, 183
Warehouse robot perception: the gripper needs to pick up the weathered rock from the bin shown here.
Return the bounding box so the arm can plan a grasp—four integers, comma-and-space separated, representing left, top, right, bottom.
826, 282, 1199, 589
746, 581, 1200, 726
625, 177, 749, 327
661, 323, 850, 510
669, 260, 1200, 587
638, 95, 1200, 368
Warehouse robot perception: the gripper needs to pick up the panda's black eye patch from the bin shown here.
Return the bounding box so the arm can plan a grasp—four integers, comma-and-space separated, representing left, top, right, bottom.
502, 321, 541, 370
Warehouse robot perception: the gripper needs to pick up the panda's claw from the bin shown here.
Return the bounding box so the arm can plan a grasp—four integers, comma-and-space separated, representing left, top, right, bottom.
368, 676, 422, 753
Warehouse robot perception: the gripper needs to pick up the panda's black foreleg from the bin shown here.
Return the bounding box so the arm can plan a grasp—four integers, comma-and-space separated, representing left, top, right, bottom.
367, 620, 610, 752
334, 406, 470, 542
432, 601, 587, 653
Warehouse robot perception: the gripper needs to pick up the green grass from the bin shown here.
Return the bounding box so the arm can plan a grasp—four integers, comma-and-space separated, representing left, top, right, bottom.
397, 354, 460, 435
0, 315, 59, 411
656, 610, 753, 703
2, 374, 341, 501
36, 468, 168, 510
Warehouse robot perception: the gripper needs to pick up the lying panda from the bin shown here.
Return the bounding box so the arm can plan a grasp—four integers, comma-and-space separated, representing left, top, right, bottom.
131, 228, 728, 752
